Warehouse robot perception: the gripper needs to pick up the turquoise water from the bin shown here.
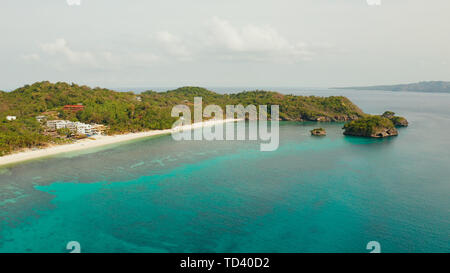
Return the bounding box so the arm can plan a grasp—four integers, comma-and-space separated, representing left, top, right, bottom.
0, 90, 449, 253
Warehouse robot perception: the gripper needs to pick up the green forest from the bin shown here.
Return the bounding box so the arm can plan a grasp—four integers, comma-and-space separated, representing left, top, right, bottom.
0, 81, 366, 155
343, 115, 395, 136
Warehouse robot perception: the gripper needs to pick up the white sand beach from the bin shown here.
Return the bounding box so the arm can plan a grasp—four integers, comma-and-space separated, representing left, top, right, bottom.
0, 118, 240, 167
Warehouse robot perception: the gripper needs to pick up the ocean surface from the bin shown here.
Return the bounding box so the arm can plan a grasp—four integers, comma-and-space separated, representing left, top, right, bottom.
0, 89, 449, 253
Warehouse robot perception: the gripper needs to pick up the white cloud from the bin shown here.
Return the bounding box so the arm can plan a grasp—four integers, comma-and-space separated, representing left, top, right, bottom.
24, 18, 314, 71
154, 31, 192, 60
147, 17, 313, 63
38, 38, 117, 69
201, 17, 313, 63
23, 38, 161, 71
141, 17, 314, 64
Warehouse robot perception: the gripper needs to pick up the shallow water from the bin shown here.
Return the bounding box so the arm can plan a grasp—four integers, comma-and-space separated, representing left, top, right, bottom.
0, 89, 449, 253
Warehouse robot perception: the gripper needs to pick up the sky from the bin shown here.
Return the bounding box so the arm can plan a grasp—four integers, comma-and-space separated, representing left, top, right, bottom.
1, 0, 449, 90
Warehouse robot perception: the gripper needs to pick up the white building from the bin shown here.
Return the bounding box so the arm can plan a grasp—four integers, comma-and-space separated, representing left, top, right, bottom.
36, 116, 46, 122
91, 124, 106, 135
46, 120, 98, 135
46, 120, 69, 130
65, 122, 78, 132
76, 123, 92, 135
67, 122, 92, 135
6, 116, 17, 121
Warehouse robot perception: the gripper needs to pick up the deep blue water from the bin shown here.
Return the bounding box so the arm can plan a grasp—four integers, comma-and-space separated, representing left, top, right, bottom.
0, 89, 449, 253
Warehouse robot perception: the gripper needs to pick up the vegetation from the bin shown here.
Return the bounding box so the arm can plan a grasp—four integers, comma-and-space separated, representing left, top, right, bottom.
0, 117, 50, 156
381, 111, 409, 127
57, 127, 73, 138
0, 81, 366, 155
390, 116, 408, 127
381, 111, 395, 119
343, 115, 397, 137
343, 110, 409, 138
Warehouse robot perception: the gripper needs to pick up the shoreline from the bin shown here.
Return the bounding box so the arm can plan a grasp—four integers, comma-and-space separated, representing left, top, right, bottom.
0, 119, 240, 167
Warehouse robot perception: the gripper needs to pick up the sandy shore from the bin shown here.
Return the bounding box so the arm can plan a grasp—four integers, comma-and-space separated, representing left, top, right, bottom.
0, 118, 240, 167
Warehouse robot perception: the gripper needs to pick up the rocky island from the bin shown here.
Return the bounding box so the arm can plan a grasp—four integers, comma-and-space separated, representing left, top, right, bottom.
311, 128, 327, 136
343, 111, 408, 138
381, 111, 409, 127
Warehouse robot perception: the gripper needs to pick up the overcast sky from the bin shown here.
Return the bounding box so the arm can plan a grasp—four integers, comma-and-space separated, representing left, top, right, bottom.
1, 0, 449, 90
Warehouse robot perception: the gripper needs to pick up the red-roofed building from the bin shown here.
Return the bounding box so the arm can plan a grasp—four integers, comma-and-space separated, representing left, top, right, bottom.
63, 105, 85, 112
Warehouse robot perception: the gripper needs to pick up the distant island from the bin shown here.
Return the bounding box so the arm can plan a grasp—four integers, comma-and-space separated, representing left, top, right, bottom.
334, 81, 450, 93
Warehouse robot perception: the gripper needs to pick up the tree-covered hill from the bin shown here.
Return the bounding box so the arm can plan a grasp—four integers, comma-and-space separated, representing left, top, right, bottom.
0, 81, 366, 155
343, 115, 398, 138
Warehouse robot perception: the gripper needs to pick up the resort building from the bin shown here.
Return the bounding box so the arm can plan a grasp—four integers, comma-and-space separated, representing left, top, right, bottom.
46, 120, 103, 136
74, 123, 92, 135
91, 124, 107, 135
62, 121, 91, 135
35, 116, 46, 122
46, 120, 69, 130
65, 122, 77, 132
6, 116, 17, 121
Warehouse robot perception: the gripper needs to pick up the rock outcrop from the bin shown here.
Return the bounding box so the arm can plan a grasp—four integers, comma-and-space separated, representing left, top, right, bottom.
391, 116, 409, 127
344, 127, 398, 138
382, 111, 409, 127
343, 116, 398, 138
311, 128, 327, 136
